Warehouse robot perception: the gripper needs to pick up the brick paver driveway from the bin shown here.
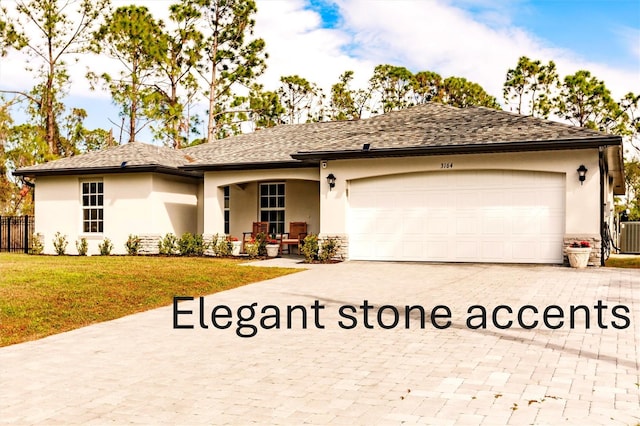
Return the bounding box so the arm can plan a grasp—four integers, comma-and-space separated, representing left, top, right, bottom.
1, 262, 639, 424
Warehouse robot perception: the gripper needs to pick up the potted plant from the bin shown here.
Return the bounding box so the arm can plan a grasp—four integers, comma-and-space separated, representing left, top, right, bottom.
265, 237, 280, 257
228, 236, 241, 256
566, 241, 591, 268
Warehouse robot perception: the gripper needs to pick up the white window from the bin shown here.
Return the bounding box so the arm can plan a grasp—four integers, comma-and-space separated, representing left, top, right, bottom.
224, 186, 230, 235
82, 181, 103, 233
259, 183, 284, 235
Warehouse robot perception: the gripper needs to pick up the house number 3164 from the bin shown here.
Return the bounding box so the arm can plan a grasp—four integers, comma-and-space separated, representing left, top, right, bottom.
441, 162, 453, 169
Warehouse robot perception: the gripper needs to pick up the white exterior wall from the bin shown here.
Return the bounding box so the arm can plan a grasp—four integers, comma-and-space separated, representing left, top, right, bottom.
150, 174, 199, 237
34, 173, 198, 255
203, 168, 319, 237
319, 149, 601, 237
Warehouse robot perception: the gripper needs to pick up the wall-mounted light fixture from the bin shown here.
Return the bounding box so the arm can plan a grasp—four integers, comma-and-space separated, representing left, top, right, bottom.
577, 165, 588, 185
327, 173, 336, 191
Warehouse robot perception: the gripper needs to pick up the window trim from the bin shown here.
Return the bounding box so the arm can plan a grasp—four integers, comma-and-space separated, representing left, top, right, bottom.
80, 179, 104, 234
259, 182, 285, 235
223, 185, 230, 235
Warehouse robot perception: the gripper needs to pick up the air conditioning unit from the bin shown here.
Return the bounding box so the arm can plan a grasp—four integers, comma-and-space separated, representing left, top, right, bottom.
620, 222, 640, 254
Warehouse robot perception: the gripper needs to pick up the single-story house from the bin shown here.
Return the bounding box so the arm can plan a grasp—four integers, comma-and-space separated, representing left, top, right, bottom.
14, 103, 624, 265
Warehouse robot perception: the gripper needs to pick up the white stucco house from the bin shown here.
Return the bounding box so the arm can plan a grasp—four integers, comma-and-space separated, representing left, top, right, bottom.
15, 103, 624, 265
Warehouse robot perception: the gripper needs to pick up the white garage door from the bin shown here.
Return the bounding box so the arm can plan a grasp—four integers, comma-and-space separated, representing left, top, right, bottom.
348, 170, 565, 263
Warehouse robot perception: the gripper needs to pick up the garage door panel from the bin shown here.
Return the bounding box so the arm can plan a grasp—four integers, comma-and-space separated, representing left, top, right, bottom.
402, 210, 427, 233
511, 241, 539, 261
348, 170, 565, 263
456, 214, 478, 235
425, 241, 448, 259
482, 211, 510, 235
426, 216, 449, 234
537, 240, 563, 261
455, 240, 479, 259
349, 212, 377, 234
481, 240, 506, 260
542, 211, 565, 235
456, 191, 480, 208
483, 190, 506, 206
375, 213, 397, 232
426, 191, 448, 206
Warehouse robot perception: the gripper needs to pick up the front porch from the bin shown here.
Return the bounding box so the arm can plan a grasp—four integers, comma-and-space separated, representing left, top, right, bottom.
202, 168, 321, 247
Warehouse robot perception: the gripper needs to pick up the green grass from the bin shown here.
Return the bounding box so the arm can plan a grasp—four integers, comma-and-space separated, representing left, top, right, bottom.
605, 254, 640, 269
0, 254, 300, 347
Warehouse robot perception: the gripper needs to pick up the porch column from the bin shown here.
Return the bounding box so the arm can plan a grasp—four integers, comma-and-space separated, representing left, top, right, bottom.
319, 162, 349, 259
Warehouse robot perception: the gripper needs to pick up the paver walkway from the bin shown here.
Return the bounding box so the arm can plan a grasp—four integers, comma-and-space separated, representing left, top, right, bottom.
1, 261, 639, 424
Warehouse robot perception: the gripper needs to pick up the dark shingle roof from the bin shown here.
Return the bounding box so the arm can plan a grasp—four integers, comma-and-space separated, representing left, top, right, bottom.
183, 103, 618, 166
14, 142, 197, 176
15, 103, 621, 176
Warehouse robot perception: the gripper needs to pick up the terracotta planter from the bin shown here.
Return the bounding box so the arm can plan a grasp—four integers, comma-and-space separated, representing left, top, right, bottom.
566, 247, 591, 268
266, 244, 280, 257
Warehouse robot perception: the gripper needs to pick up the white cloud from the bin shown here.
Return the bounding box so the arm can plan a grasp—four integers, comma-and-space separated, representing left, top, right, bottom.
332, 0, 638, 100
0, 0, 638, 134
253, 0, 372, 92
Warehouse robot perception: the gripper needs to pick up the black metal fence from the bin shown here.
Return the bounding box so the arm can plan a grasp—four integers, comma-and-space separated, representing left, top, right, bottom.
0, 215, 34, 253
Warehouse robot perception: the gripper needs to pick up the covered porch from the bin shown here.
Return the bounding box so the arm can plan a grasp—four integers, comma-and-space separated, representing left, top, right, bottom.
202, 168, 321, 250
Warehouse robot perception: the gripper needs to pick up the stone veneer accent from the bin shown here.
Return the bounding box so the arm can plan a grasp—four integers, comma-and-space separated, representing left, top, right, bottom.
138, 234, 161, 255
203, 234, 224, 257
563, 234, 601, 267
137, 233, 223, 256
318, 234, 349, 261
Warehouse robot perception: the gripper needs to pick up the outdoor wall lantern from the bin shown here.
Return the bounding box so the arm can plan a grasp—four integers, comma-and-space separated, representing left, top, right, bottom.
577, 165, 588, 185
327, 173, 336, 191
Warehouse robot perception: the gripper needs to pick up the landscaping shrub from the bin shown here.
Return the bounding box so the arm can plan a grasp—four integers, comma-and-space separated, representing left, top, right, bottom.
30, 233, 44, 255
52, 232, 68, 255
98, 238, 113, 256
254, 232, 269, 256
212, 234, 232, 256
177, 233, 207, 256
192, 234, 207, 256
76, 238, 88, 256
159, 233, 178, 255
245, 240, 259, 258
125, 234, 141, 255
301, 234, 319, 262
319, 237, 340, 262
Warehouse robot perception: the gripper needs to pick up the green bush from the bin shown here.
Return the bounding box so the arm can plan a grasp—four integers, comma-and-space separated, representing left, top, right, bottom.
319, 237, 340, 262
30, 233, 44, 255
245, 241, 259, 258
212, 234, 232, 256
254, 232, 269, 256
192, 234, 206, 256
52, 232, 68, 256
76, 237, 88, 256
301, 234, 319, 263
98, 238, 113, 256
177, 233, 207, 256
125, 234, 141, 255
159, 233, 178, 255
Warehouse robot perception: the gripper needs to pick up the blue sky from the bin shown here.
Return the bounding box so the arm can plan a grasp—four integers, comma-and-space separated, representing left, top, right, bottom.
509, 0, 640, 69
1, 0, 638, 144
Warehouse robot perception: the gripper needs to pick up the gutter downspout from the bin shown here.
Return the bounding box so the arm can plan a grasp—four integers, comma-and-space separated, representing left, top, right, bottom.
599, 146, 605, 266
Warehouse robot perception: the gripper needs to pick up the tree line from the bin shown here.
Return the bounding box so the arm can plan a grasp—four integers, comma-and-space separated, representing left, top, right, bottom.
0, 0, 638, 217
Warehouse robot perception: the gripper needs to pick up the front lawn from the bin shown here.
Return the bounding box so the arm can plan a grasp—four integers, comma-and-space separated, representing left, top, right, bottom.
0, 254, 299, 347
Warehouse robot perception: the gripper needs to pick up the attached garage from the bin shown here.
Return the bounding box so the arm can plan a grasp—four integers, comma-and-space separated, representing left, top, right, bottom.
348, 169, 565, 263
